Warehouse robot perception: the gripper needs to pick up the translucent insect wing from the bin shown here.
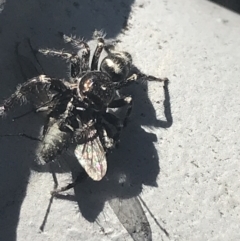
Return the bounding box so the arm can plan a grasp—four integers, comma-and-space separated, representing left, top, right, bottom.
74, 137, 107, 181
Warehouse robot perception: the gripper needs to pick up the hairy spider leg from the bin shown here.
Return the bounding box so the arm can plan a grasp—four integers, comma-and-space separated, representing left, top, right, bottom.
113, 73, 168, 89
137, 73, 169, 83
0, 75, 69, 116
91, 35, 105, 71
11, 96, 58, 121
63, 35, 91, 72
114, 73, 138, 89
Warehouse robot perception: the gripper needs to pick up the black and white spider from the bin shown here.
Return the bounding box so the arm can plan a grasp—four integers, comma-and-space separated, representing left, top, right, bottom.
0, 31, 167, 193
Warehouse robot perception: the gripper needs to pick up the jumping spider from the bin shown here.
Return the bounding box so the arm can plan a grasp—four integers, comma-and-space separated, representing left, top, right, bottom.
0, 31, 168, 194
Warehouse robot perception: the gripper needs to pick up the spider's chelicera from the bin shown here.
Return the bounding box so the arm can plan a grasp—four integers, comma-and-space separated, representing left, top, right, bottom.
0, 31, 167, 194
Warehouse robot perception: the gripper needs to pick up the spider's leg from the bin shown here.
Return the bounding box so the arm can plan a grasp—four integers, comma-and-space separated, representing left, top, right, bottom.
11, 93, 62, 121
108, 96, 133, 127
38, 48, 72, 60
91, 31, 105, 70
11, 105, 50, 121
63, 35, 90, 72
137, 73, 169, 83
113, 73, 138, 89
39, 48, 81, 78
0, 75, 68, 116
113, 73, 168, 89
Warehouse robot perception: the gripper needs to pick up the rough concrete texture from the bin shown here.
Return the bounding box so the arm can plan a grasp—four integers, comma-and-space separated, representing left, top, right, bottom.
0, 0, 240, 241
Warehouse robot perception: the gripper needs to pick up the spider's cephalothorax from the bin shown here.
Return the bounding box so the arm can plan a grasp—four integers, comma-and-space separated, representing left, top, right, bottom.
0, 31, 167, 193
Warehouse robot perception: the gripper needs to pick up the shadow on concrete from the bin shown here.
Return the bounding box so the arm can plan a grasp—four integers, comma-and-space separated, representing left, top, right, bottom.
209, 0, 240, 14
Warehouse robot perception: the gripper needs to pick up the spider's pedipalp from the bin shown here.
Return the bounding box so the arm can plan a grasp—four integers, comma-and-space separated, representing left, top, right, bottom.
63, 35, 91, 72
91, 34, 105, 71
93, 29, 106, 40
63, 35, 85, 49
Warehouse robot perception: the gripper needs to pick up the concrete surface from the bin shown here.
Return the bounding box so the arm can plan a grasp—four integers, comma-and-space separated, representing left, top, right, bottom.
0, 0, 240, 241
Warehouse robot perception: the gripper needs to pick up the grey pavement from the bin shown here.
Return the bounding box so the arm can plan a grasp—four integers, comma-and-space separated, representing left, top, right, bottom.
0, 1, 240, 241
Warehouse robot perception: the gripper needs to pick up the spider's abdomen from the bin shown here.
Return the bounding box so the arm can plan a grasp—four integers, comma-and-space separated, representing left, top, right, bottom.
37, 120, 72, 164
78, 71, 115, 111
100, 51, 132, 82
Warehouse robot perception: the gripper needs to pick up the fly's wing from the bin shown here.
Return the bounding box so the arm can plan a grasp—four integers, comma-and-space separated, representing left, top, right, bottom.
109, 197, 152, 241
74, 136, 107, 181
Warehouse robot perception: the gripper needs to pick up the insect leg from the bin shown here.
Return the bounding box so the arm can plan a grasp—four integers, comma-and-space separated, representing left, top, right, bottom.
91, 31, 105, 70
108, 96, 133, 127
57, 98, 75, 132
0, 75, 68, 116
51, 170, 88, 195
96, 123, 115, 150
63, 35, 90, 72
102, 112, 123, 144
